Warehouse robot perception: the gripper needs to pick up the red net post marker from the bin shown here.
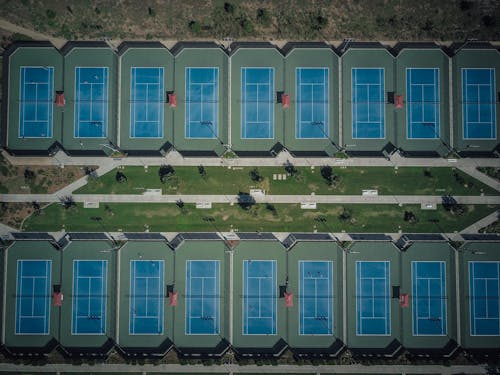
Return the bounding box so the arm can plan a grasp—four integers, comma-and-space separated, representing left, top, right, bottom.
169, 291, 178, 306
394, 95, 403, 109
399, 293, 409, 308
284, 292, 293, 307
53, 292, 63, 306
281, 93, 290, 109
168, 93, 177, 107
55, 91, 65, 107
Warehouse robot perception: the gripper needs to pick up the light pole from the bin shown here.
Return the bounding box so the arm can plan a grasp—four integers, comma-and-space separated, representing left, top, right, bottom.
422, 123, 458, 157
310, 121, 344, 153
200, 121, 232, 155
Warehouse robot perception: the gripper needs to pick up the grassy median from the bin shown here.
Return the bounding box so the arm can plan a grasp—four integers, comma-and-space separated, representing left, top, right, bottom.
23, 202, 497, 233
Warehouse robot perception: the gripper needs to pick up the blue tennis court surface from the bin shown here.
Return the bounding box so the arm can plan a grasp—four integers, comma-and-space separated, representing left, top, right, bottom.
352, 68, 385, 139
19, 66, 54, 138
72, 260, 107, 335
296, 68, 329, 139
130, 260, 164, 335
412, 261, 447, 336
15, 260, 51, 335
241, 68, 274, 139
406, 68, 440, 139
469, 261, 500, 336
130, 67, 164, 138
299, 260, 333, 335
243, 260, 276, 335
462, 68, 496, 139
185, 67, 219, 139
356, 261, 390, 335
185, 260, 220, 335
74, 67, 108, 138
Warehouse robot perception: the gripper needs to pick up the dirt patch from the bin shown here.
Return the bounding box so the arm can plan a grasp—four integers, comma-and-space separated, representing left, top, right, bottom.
0, 202, 34, 229
0, 154, 90, 194
0, 1, 498, 42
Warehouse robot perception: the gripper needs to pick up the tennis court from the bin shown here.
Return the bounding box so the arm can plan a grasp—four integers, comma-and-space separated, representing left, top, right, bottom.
299, 260, 333, 335
406, 68, 440, 139
241, 68, 274, 139
469, 261, 500, 336
72, 260, 107, 335
185, 260, 220, 335
74, 67, 108, 138
130, 67, 164, 138
129, 260, 164, 335
356, 261, 390, 335
296, 68, 329, 139
19, 66, 54, 138
15, 260, 51, 335
351, 68, 385, 139
462, 68, 496, 139
185, 67, 219, 139
242, 260, 276, 335
412, 261, 447, 336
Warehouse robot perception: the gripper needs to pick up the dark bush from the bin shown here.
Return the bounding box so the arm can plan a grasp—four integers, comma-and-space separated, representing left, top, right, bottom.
159, 164, 175, 183
115, 171, 127, 183
249, 168, 262, 182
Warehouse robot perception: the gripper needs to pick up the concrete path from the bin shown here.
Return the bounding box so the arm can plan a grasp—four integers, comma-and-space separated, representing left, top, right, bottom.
460, 209, 499, 233
3, 149, 500, 168
0, 18, 66, 49
458, 165, 500, 192
2, 193, 499, 205
0, 363, 488, 374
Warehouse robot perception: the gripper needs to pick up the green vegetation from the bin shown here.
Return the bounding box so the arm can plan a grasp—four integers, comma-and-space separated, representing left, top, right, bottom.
22, 202, 497, 233
75, 166, 498, 196
480, 220, 500, 234
0, 1, 497, 41
478, 167, 500, 181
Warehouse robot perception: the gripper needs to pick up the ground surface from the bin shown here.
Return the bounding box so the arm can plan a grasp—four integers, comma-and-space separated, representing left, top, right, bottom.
22, 202, 497, 233
75, 166, 497, 196
0, 0, 498, 41
0, 153, 88, 194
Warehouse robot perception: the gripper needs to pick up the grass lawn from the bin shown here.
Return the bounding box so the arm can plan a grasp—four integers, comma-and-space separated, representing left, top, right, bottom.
75, 166, 498, 196
22, 202, 497, 233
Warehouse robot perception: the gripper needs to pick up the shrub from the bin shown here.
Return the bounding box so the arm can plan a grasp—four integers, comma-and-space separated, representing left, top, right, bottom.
159, 164, 175, 183
115, 171, 127, 183
256, 8, 271, 26
249, 168, 262, 182
284, 160, 298, 177
188, 21, 201, 34
404, 211, 417, 223
148, 7, 156, 17
59, 195, 75, 209
339, 207, 352, 221
224, 2, 235, 13
24, 168, 36, 182
46, 9, 56, 19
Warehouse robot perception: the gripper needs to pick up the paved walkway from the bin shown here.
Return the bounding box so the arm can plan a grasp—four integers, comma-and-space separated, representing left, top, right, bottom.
458, 165, 500, 191
2, 193, 499, 205
0, 18, 66, 49
3, 149, 500, 168
0, 363, 488, 374
460, 209, 499, 233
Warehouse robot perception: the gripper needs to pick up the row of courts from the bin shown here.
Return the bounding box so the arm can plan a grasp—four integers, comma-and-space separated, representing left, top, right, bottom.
1, 232, 498, 359
1, 41, 499, 157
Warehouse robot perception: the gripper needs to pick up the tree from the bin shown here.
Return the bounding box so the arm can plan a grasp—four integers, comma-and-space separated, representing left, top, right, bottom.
59, 195, 75, 209
159, 164, 175, 183
24, 168, 35, 182
224, 2, 235, 13
198, 165, 207, 178
284, 160, 298, 177
266, 203, 277, 216
237, 192, 255, 210
249, 168, 262, 182
115, 171, 127, 183
404, 211, 417, 223
442, 195, 466, 216
339, 207, 352, 221
32, 201, 41, 216
320, 166, 341, 187
423, 168, 432, 178
256, 8, 271, 26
